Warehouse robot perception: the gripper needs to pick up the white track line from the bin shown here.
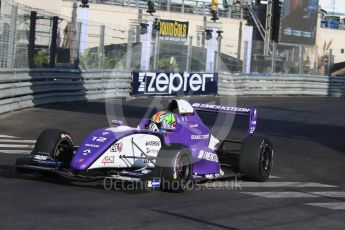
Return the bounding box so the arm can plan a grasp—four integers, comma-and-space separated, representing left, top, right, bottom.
242, 191, 345, 199
0, 139, 36, 143
0, 144, 35, 148
0, 150, 32, 154
311, 191, 345, 198
241, 192, 319, 198
269, 175, 281, 179
238, 182, 337, 188
305, 202, 345, 210
0, 135, 19, 139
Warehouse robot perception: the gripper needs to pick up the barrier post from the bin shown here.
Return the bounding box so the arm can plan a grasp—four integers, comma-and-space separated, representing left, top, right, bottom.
7, 4, 18, 69
186, 36, 193, 72
49, 16, 59, 68
28, 11, 37, 68
202, 16, 206, 48
271, 42, 277, 74
327, 49, 333, 76
242, 41, 248, 73
98, 25, 105, 70
299, 46, 304, 74
153, 29, 160, 70
126, 29, 134, 70
136, 9, 142, 42
167, 0, 170, 12
74, 22, 82, 67
237, 20, 243, 61
215, 34, 222, 72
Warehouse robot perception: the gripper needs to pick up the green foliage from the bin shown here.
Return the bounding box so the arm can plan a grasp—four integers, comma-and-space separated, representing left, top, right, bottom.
80, 48, 99, 70
158, 57, 179, 71
33, 50, 49, 67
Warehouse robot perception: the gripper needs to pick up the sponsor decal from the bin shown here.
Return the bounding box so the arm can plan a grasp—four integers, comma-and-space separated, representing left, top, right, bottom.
110, 142, 123, 153
192, 103, 251, 113
131, 72, 218, 96
151, 179, 160, 188
159, 19, 189, 42
190, 124, 199, 128
198, 150, 219, 163
85, 143, 100, 148
102, 132, 110, 136
191, 134, 209, 140
34, 155, 49, 161
82, 149, 91, 156
145, 140, 160, 146
146, 148, 159, 155
78, 159, 84, 163
92, 136, 107, 143
102, 156, 115, 165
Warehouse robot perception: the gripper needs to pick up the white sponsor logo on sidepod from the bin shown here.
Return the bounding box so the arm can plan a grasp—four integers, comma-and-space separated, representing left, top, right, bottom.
198, 150, 218, 162
191, 134, 209, 140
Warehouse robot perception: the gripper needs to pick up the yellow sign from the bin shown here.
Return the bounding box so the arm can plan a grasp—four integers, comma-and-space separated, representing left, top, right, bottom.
159, 19, 189, 42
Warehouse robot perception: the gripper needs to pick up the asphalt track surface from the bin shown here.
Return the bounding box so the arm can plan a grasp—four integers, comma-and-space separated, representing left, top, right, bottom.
0, 96, 344, 230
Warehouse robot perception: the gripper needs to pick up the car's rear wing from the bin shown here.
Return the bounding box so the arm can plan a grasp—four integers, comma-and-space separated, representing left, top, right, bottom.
191, 103, 257, 138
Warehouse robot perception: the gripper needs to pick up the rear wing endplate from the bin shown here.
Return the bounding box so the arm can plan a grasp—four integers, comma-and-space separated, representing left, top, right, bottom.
192, 103, 257, 138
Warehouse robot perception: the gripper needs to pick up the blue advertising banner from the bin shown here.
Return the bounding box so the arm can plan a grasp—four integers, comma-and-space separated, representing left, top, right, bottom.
131, 72, 218, 96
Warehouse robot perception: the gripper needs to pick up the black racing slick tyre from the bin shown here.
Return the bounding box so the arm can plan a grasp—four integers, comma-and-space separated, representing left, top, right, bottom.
33, 129, 74, 166
156, 148, 192, 193
239, 136, 273, 182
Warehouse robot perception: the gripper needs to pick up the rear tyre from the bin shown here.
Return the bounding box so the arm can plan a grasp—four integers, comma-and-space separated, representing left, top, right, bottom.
33, 129, 74, 167
156, 148, 192, 193
239, 136, 273, 182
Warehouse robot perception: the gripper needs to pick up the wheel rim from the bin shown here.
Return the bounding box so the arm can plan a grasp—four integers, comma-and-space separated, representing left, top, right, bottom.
261, 144, 272, 178
54, 138, 73, 162
176, 155, 191, 183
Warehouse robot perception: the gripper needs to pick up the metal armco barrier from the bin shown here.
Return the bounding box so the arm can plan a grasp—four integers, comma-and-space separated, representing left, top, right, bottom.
1, 71, 345, 114
218, 73, 345, 97
0, 69, 132, 114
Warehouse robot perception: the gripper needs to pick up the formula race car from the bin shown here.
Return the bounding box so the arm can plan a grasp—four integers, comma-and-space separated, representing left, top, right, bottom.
15, 99, 273, 192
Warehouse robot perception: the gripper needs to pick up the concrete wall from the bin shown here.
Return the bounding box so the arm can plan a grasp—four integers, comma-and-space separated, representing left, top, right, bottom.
317, 27, 345, 63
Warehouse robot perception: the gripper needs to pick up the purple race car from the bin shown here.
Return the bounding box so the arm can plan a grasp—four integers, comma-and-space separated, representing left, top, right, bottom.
15, 99, 273, 192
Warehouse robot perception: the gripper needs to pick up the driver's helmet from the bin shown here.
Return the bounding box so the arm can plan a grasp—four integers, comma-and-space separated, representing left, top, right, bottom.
148, 111, 176, 132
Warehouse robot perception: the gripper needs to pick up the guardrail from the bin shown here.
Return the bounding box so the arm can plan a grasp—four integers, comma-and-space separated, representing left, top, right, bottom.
0, 69, 132, 114
1, 71, 344, 115
219, 73, 345, 97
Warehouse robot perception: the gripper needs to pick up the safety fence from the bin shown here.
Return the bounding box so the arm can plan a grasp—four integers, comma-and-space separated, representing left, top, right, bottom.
1, 70, 345, 114
0, 0, 332, 76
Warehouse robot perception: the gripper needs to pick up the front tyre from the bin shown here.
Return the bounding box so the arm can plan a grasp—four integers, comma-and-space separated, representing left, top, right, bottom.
239, 136, 273, 182
156, 148, 192, 193
33, 129, 74, 167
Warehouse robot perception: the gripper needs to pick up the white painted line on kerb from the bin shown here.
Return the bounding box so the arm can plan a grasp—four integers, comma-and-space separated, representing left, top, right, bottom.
239, 182, 337, 188
241, 192, 320, 198
0, 144, 35, 148
0, 139, 36, 143
0, 135, 19, 139
0, 150, 31, 154
306, 202, 345, 210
